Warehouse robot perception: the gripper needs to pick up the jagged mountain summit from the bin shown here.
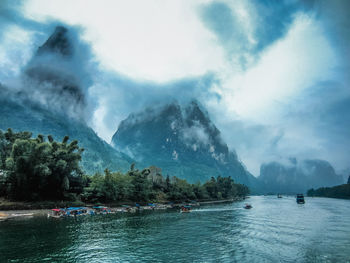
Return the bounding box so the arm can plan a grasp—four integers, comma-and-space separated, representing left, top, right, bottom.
36, 26, 72, 56
259, 159, 344, 194
23, 25, 92, 120
0, 26, 132, 174
112, 100, 259, 188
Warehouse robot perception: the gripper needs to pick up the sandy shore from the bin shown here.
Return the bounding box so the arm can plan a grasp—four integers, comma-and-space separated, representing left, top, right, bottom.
0, 209, 50, 220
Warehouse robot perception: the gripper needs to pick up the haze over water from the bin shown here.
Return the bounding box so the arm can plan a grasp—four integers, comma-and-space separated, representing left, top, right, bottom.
1, 196, 350, 262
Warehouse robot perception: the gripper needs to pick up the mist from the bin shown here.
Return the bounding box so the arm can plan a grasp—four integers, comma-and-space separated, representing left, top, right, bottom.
0, 0, 349, 177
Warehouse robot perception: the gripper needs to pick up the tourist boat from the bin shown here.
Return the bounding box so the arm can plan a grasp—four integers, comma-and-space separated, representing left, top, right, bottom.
93, 206, 112, 214
296, 194, 305, 204
48, 208, 66, 218
180, 205, 191, 213
244, 204, 252, 209
65, 207, 88, 216
120, 205, 136, 213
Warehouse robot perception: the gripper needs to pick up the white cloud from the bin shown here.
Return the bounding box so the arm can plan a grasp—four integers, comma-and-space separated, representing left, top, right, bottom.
203, 15, 341, 175
23, 0, 225, 82
217, 14, 339, 122
0, 25, 34, 81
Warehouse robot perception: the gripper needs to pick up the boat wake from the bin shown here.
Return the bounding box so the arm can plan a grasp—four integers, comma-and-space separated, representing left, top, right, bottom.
191, 208, 241, 213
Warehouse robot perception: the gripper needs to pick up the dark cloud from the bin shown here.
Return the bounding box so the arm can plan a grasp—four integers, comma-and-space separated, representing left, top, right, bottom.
282, 80, 350, 169
0, 0, 48, 41
199, 0, 313, 68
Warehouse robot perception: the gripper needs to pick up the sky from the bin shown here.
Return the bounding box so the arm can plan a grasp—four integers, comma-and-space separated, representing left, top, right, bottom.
0, 0, 349, 176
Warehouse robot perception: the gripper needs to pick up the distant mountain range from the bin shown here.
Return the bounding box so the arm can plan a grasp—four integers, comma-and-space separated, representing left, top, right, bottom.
0, 26, 345, 193
259, 159, 344, 194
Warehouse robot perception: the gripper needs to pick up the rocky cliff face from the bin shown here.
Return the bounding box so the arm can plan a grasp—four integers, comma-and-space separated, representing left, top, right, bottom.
259, 159, 344, 193
112, 100, 259, 188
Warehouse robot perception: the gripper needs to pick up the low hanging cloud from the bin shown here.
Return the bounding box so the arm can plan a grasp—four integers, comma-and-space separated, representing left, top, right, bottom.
90, 71, 219, 141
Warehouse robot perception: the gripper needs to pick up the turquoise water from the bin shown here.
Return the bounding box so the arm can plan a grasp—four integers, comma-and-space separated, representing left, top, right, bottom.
1, 196, 350, 262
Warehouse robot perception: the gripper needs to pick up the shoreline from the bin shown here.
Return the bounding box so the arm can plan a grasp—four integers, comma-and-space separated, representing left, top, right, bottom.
0, 197, 246, 220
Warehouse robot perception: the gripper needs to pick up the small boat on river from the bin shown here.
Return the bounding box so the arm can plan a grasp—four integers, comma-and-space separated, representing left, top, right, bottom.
244, 204, 252, 209
180, 206, 191, 213
48, 207, 89, 218
296, 194, 305, 204
93, 206, 112, 214
48, 208, 66, 218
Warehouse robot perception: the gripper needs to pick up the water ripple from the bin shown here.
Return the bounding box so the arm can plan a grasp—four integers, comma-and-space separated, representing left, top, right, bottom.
1, 196, 350, 262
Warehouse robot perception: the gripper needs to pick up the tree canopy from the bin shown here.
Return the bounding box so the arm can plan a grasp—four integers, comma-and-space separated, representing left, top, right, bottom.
0, 128, 249, 203
307, 184, 350, 199
82, 164, 249, 203
0, 129, 84, 201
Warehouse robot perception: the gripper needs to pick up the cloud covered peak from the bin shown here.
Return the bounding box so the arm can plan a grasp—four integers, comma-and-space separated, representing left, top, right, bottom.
37, 26, 72, 57
8, 25, 97, 122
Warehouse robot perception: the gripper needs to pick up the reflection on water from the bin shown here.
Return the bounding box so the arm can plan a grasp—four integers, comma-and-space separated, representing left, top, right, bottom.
1, 196, 350, 262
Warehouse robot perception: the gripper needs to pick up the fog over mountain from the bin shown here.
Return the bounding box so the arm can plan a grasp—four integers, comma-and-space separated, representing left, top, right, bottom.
0, 24, 132, 174
259, 159, 344, 194
0, 1, 349, 191
112, 100, 259, 188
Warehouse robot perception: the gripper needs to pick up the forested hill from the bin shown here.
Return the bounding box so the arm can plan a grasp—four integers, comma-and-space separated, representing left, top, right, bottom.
307, 182, 350, 199
112, 100, 260, 191
0, 96, 132, 174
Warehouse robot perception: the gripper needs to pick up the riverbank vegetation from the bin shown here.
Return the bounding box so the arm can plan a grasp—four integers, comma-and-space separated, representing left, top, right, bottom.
307, 183, 350, 199
0, 129, 249, 206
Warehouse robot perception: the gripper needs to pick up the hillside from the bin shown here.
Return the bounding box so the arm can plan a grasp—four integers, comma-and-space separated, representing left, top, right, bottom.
111, 100, 260, 190
307, 183, 350, 199
0, 93, 132, 174
0, 26, 132, 174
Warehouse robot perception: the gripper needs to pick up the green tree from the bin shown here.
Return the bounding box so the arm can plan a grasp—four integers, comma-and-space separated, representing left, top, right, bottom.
0, 129, 84, 201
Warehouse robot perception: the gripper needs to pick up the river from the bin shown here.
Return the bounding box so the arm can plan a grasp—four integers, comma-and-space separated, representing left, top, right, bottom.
1, 196, 349, 262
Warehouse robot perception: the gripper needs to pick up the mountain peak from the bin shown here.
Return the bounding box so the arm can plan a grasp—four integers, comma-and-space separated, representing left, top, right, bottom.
23, 26, 86, 120
37, 26, 72, 57
111, 101, 258, 187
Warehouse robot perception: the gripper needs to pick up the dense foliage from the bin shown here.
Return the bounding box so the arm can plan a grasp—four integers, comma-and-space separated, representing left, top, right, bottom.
0, 129, 85, 201
82, 167, 249, 203
0, 129, 249, 203
307, 184, 350, 199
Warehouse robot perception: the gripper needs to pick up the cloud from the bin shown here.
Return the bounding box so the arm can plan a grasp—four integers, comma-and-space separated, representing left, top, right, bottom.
315, 0, 350, 68
22, 25, 98, 120
199, 0, 313, 69
181, 120, 211, 147
0, 0, 44, 40
197, 3, 350, 175
0, 3, 98, 121
22, 0, 225, 82
90, 71, 219, 141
